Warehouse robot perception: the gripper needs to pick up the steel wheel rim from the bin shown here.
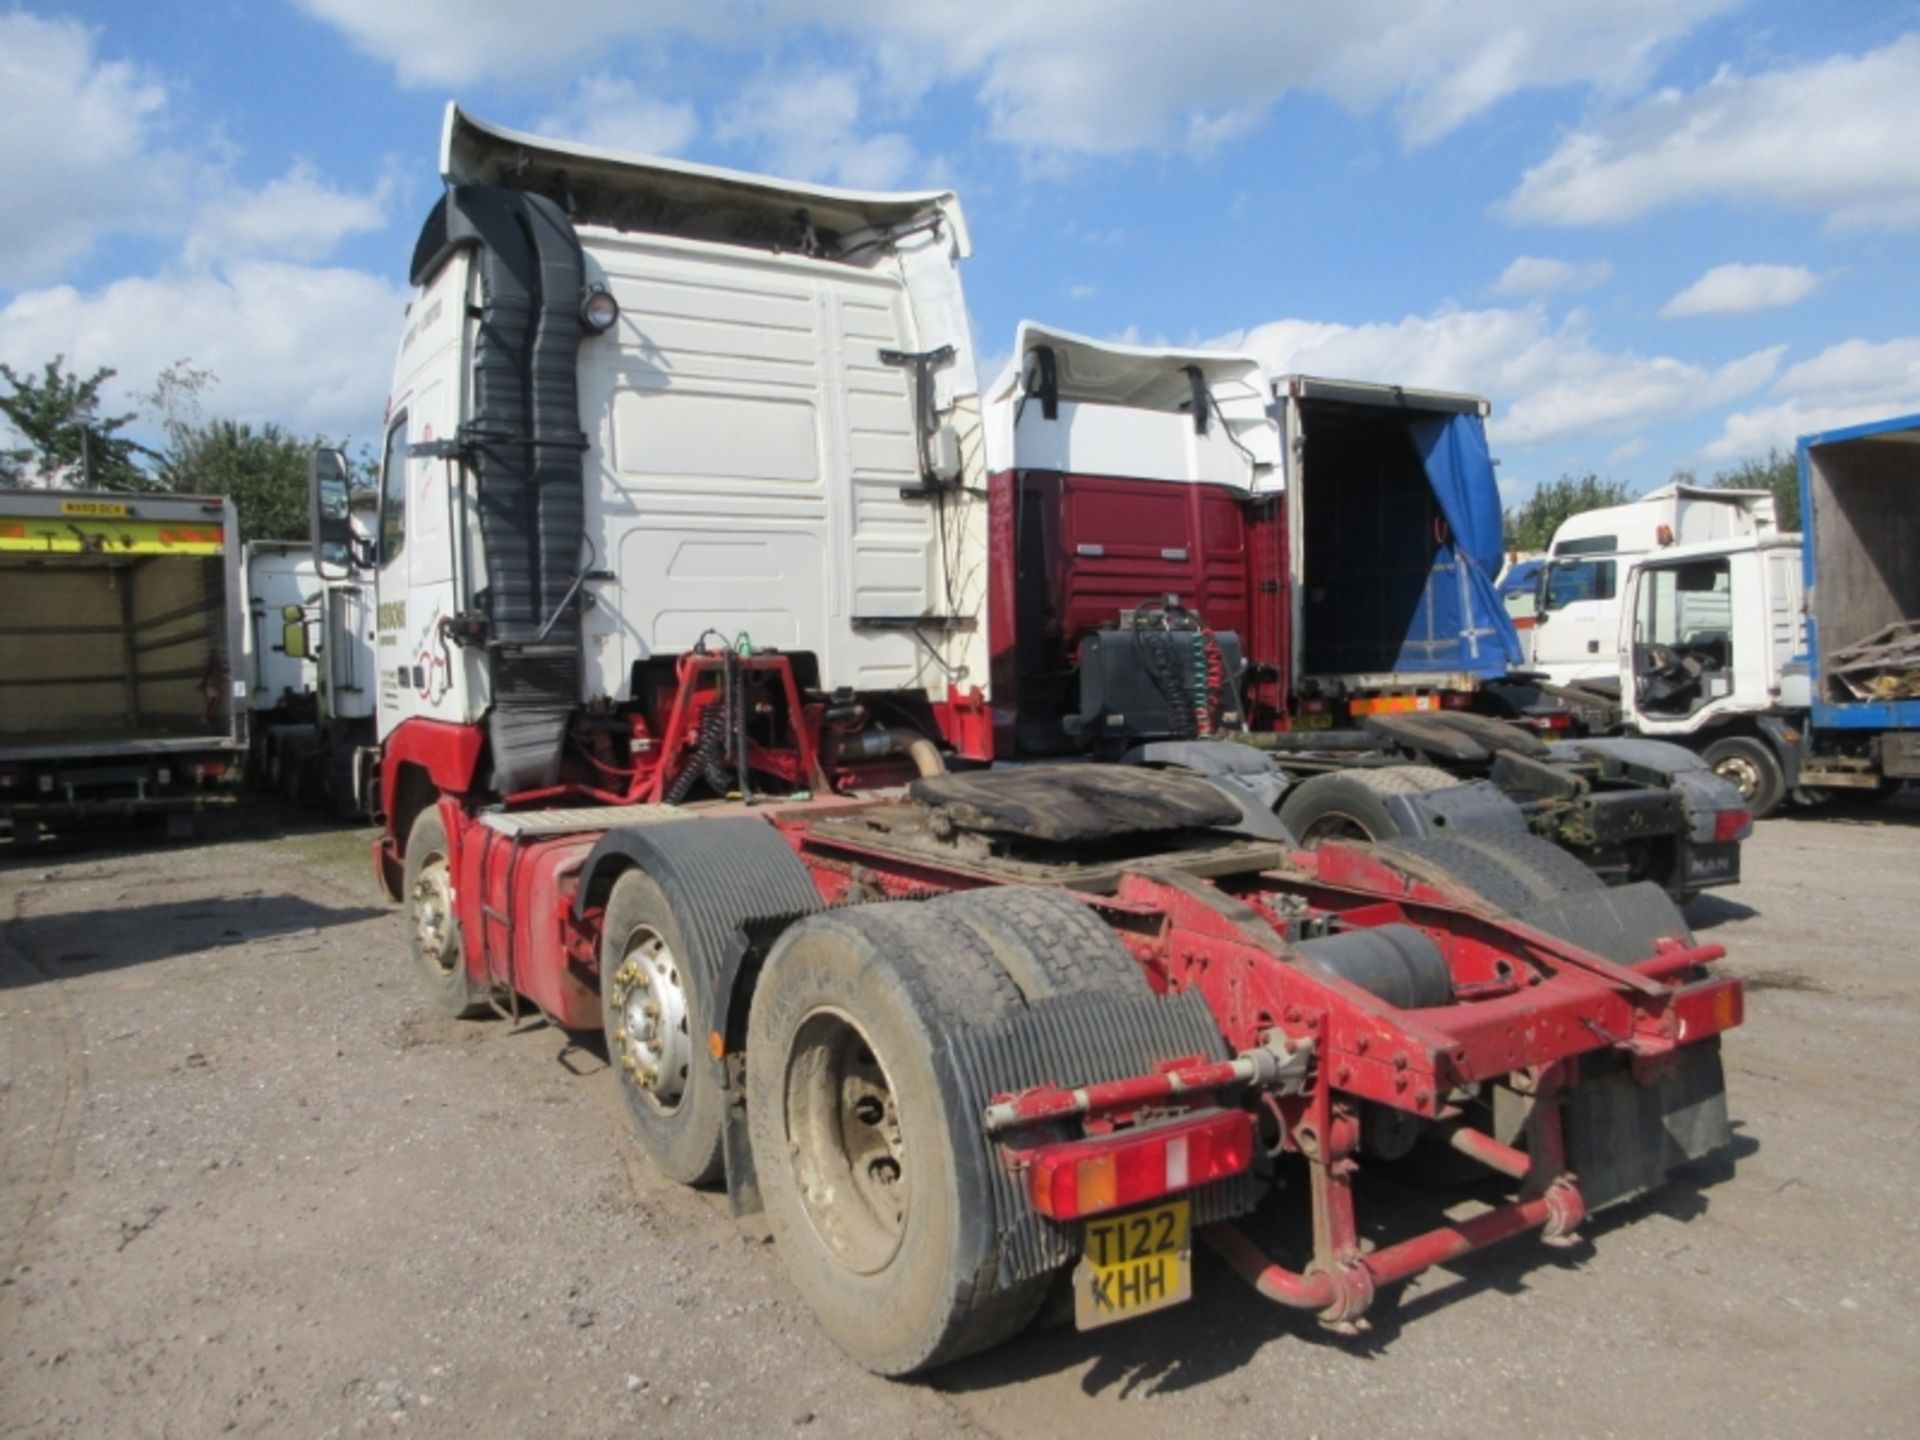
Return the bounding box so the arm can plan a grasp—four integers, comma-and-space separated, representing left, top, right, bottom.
411, 850, 458, 977
608, 924, 692, 1110
784, 1007, 907, 1275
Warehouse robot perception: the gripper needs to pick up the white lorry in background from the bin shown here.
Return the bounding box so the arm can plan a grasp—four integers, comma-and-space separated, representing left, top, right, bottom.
1563, 416, 1919, 817
0, 487, 245, 844
242, 540, 320, 782
1531, 483, 1778, 688
259, 497, 380, 816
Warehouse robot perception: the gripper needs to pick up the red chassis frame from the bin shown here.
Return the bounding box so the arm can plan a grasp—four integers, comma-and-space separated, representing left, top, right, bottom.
781, 804, 1739, 1331
424, 784, 1741, 1335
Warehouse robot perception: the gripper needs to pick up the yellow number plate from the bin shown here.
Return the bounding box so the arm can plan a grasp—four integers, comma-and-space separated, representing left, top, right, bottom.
1291, 713, 1334, 731
1074, 1199, 1192, 1330
60, 499, 128, 517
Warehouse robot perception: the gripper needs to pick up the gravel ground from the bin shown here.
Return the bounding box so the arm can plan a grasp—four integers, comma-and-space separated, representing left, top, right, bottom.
3, 798, 1918, 1439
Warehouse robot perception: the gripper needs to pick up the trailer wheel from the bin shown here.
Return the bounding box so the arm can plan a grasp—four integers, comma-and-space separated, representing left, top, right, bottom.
403, 809, 489, 1020
1277, 765, 1459, 845
1701, 735, 1785, 819
747, 906, 1046, 1375
600, 870, 725, 1186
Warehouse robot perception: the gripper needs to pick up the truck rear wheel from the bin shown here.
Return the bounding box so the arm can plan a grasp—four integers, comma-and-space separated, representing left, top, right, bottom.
600, 870, 725, 1186
930, 886, 1151, 1001
1701, 735, 1785, 819
1277, 765, 1459, 845
747, 905, 1045, 1375
403, 809, 489, 1020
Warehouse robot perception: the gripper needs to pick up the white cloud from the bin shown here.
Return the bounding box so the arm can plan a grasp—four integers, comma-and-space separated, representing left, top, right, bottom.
1213, 304, 1780, 448
0, 14, 404, 295
185, 162, 399, 267
294, 0, 726, 88
300, 0, 1735, 157
1705, 337, 1920, 459
0, 13, 190, 283
0, 16, 415, 448
1660, 262, 1819, 318
1491, 256, 1612, 298
0, 263, 409, 441
1505, 34, 1920, 228
715, 69, 917, 189
537, 75, 699, 156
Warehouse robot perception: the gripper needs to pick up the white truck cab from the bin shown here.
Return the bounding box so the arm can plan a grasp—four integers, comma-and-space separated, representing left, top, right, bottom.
314, 104, 989, 839
1532, 484, 1778, 686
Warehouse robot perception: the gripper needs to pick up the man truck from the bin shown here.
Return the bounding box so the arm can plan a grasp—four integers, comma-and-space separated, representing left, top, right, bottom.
1, 487, 244, 843
316, 104, 1743, 1376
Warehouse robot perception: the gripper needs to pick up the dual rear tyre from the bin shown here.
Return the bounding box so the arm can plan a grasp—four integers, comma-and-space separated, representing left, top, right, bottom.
746, 890, 1149, 1375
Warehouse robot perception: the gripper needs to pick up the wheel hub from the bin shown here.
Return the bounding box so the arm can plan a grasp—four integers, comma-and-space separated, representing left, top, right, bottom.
410, 856, 457, 976
1714, 754, 1761, 802
784, 1009, 908, 1274
609, 926, 692, 1108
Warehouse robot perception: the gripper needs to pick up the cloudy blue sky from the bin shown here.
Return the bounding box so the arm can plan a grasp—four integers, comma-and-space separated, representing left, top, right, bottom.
4, 2, 1918, 500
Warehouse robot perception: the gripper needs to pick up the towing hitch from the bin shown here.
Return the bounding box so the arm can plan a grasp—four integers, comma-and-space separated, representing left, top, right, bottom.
1202, 1069, 1586, 1334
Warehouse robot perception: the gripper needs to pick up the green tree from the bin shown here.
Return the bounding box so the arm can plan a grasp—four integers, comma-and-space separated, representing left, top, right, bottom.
1503, 472, 1638, 552
1703, 447, 1799, 530
156, 417, 319, 542
0, 356, 158, 490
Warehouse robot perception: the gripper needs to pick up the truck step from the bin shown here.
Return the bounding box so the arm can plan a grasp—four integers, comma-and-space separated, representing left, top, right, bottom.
479, 804, 683, 837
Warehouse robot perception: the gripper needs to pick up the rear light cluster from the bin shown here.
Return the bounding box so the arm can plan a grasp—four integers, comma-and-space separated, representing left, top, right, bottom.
1024, 1109, 1254, 1220
187, 762, 228, 782
1527, 711, 1574, 731
1713, 807, 1753, 843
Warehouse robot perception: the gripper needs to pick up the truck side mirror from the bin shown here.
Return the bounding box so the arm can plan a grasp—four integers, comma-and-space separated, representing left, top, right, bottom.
309, 447, 355, 579
281, 605, 310, 660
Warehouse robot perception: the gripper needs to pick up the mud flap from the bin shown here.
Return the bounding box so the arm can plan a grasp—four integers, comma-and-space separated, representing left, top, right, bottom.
1565, 1040, 1731, 1212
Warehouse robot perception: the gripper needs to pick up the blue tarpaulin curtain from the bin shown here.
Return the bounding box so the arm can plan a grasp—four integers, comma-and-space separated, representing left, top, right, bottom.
1408, 413, 1525, 675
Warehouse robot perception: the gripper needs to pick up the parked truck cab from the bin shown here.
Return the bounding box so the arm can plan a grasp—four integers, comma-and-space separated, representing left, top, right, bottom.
984, 322, 1751, 897
1532, 483, 1778, 689
313, 104, 993, 887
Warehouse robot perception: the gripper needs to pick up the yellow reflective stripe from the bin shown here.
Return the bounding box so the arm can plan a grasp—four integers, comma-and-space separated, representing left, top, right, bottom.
0, 518, 225, 555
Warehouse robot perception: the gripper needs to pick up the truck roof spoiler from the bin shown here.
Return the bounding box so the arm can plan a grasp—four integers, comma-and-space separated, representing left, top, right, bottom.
1274, 374, 1491, 418
440, 103, 970, 260
987, 321, 1272, 408
984, 320, 1281, 477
